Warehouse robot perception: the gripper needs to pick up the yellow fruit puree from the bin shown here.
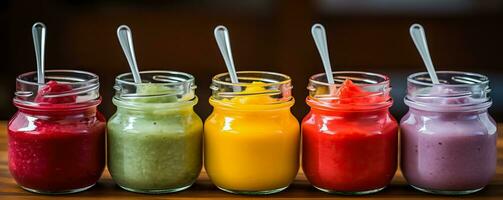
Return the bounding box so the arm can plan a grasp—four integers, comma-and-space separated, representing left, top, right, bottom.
204, 81, 300, 193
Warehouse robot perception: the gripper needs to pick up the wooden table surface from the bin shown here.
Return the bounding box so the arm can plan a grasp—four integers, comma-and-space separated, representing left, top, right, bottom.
1, 122, 502, 199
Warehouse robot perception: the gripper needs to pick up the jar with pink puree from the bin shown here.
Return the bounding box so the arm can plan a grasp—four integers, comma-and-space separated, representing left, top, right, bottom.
7, 70, 106, 194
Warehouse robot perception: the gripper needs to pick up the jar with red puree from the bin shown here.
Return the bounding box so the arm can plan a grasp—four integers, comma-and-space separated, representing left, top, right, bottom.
8, 70, 106, 194
302, 71, 398, 195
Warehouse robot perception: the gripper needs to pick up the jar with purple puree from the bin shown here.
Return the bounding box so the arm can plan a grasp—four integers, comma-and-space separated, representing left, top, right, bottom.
400, 71, 497, 195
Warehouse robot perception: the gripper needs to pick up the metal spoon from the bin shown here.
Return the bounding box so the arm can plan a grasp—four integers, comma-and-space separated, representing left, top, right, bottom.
311, 23, 335, 84
117, 25, 142, 83
409, 23, 440, 84
214, 25, 239, 84
32, 22, 46, 84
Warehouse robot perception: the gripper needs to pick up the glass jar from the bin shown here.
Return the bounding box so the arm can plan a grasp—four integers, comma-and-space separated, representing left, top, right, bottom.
8, 70, 106, 194
204, 71, 300, 195
401, 71, 497, 195
107, 70, 203, 194
302, 71, 398, 195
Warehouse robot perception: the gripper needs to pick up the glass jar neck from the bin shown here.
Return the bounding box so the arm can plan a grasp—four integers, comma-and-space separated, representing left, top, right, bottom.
114, 97, 198, 114
210, 98, 294, 113
17, 104, 99, 117
306, 97, 393, 115
209, 71, 293, 109
404, 71, 492, 112
306, 71, 392, 111
309, 102, 391, 118
408, 107, 489, 120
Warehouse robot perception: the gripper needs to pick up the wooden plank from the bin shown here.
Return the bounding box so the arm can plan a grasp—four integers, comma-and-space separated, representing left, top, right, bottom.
1, 122, 502, 199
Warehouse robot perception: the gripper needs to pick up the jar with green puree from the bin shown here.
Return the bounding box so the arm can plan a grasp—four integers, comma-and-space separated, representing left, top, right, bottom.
107, 70, 203, 194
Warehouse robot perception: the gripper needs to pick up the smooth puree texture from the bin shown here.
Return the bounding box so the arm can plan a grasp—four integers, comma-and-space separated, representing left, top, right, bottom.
205, 81, 300, 192
302, 79, 398, 193
108, 83, 202, 192
8, 81, 106, 192
132, 83, 178, 103
222, 81, 276, 104
401, 84, 497, 192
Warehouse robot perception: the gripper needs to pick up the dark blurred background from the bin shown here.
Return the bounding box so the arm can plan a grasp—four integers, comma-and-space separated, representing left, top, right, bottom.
1, 0, 503, 121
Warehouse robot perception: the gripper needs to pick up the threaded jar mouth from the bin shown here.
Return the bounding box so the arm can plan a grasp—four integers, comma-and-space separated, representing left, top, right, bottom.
113, 70, 197, 110
404, 71, 492, 112
306, 71, 392, 110
209, 71, 293, 107
14, 69, 101, 110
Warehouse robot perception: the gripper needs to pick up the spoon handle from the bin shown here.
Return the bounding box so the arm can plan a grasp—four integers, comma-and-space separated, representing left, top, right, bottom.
214, 25, 239, 84
311, 23, 335, 84
117, 25, 142, 83
32, 22, 46, 84
409, 24, 440, 84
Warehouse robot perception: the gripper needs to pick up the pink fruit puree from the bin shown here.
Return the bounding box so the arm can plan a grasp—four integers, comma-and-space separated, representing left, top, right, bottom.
8, 81, 106, 192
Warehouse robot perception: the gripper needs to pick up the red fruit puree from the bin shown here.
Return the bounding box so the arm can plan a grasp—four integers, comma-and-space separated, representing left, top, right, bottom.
302, 79, 398, 193
8, 81, 106, 192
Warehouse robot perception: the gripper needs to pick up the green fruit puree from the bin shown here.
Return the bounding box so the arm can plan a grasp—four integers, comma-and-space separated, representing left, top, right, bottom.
107, 83, 202, 191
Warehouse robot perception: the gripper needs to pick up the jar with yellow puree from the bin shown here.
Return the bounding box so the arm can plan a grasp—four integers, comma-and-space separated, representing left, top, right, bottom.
204, 71, 300, 195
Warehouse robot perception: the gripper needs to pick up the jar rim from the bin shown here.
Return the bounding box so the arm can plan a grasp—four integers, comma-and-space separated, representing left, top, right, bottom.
212, 71, 291, 87
404, 71, 491, 112
306, 71, 392, 110
309, 71, 390, 86
113, 70, 197, 105
115, 70, 195, 86
17, 69, 99, 86
14, 69, 101, 109
407, 71, 489, 87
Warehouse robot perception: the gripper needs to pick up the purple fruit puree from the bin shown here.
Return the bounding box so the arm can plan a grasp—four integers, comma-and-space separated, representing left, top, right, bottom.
401, 80, 497, 192
401, 110, 497, 191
